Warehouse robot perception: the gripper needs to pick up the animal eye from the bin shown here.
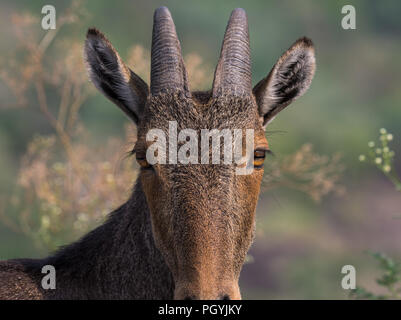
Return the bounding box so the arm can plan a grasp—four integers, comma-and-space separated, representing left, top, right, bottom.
136, 157, 152, 169
253, 149, 269, 168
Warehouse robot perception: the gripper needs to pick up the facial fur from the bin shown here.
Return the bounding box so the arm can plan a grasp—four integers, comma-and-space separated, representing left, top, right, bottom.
135, 91, 267, 299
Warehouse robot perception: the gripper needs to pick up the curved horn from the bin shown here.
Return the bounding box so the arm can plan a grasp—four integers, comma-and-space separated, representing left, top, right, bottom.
150, 7, 189, 96
212, 8, 251, 96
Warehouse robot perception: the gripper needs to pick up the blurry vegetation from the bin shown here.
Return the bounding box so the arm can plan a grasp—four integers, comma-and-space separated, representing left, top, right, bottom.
351, 252, 401, 300
0, 1, 137, 250
352, 130, 401, 300
262, 144, 344, 202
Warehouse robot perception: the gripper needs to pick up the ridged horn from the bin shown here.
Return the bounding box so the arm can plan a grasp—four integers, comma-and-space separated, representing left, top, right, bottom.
212, 8, 251, 96
150, 7, 189, 96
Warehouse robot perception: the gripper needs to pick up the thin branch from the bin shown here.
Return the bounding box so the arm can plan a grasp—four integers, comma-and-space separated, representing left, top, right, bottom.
57, 77, 72, 129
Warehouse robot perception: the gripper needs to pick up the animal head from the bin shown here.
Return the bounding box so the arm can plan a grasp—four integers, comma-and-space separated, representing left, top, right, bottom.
84, 7, 315, 299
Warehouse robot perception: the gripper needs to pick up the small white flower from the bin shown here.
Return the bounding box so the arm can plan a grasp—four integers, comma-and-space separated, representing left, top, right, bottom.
387, 134, 393, 141
359, 155, 366, 162
375, 157, 382, 165
380, 128, 387, 134
368, 141, 375, 148
383, 165, 391, 173
383, 147, 390, 153
376, 148, 382, 154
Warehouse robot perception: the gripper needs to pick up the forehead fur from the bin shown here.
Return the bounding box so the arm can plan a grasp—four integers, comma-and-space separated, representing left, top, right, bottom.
138, 90, 261, 134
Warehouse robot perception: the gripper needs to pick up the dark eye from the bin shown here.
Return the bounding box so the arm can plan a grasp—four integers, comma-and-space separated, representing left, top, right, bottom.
254, 149, 270, 168
136, 156, 152, 169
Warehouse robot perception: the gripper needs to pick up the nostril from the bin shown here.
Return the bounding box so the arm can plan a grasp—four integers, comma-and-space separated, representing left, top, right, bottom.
221, 294, 230, 300
184, 295, 194, 300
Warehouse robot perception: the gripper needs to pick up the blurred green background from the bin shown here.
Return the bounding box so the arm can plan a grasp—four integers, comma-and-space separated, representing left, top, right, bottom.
1, 0, 401, 299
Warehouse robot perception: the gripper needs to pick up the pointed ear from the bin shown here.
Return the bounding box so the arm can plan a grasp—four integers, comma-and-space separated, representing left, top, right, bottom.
253, 37, 316, 127
84, 28, 149, 124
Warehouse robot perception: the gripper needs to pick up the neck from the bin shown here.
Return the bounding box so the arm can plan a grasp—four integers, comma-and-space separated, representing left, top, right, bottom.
35, 180, 174, 299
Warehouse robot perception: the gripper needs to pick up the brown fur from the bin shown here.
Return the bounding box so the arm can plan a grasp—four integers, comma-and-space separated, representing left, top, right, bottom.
136, 91, 266, 299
